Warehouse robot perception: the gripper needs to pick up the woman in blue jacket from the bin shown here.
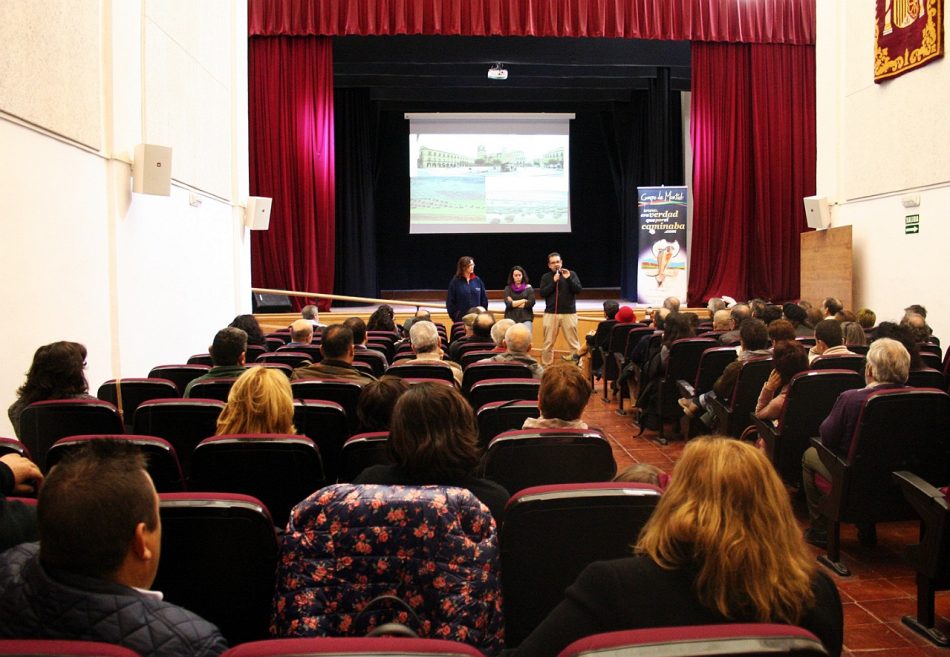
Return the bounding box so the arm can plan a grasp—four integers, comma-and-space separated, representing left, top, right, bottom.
446, 255, 487, 322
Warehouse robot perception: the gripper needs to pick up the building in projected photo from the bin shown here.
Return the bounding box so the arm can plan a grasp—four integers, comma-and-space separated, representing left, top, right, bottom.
418, 146, 473, 169
542, 147, 564, 169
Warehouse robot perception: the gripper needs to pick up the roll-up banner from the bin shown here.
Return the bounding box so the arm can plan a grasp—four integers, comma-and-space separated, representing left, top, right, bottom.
636, 186, 688, 307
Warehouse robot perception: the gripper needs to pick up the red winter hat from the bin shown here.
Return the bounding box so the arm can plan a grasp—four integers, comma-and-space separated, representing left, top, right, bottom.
616, 306, 635, 323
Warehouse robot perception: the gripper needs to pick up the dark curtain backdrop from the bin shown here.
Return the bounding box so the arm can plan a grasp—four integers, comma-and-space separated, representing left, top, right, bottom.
249, 0, 815, 44
688, 42, 815, 303
248, 36, 336, 311
333, 89, 379, 302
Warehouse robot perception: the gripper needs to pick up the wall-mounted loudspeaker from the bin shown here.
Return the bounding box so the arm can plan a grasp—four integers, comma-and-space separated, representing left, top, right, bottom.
132, 144, 172, 196
245, 197, 273, 230
803, 196, 831, 230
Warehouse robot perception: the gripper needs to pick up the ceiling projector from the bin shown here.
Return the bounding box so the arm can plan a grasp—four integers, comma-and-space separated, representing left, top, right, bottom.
487, 64, 508, 80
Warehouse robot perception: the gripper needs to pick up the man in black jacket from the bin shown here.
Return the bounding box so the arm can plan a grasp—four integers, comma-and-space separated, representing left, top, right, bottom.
0, 440, 227, 657
539, 252, 583, 365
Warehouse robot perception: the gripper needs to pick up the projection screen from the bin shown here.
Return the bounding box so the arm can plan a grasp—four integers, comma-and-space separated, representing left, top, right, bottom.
406, 113, 574, 234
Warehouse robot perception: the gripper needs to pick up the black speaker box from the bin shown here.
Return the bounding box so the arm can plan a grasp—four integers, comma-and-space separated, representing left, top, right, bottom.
252, 293, 292, 313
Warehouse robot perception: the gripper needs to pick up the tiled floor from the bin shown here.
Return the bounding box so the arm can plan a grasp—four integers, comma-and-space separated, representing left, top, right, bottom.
580, 387, 950, 656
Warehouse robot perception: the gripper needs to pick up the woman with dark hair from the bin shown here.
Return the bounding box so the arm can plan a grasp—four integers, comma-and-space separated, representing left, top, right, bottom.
8, 341, 94, 438
229, 314, 265, 347
755, 340, 809, 421
366, 304, 397, 332
503, 265, 535, 331
446, 256, 488, 323
515, 436, 842, 657
355, 376, 409, 432
840, 321, 867, 347
352, 382, 508, 521
873, 322, 924, 370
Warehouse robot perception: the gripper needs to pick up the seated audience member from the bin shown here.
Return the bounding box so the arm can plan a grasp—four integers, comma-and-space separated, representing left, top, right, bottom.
514, 436, 843, 657
272, 482, 502, 653
215, 367, 295, 436
300, 304, 325, 329
355, 376, 409, 433
783, 302, 814, 337
523, 364, 591, 430
449, 312, 496, 362
718, 303, 751, 345
805, 306, 825, 330
767, 319, 797, 346
352, 383, 509, 522
807, 319, 852, 364
840, 321, 867, 347
345, 316, 388, 366
901, 312, 935, 344
612, 463, 669, 490
292, 324, 378, 386
637, 312, 695, 396
761, 304, 783, 326
0, 453, 42, 552
229, 314, 265, 347
281, 319, 314, 350
801, 338, 910, 548
576, 303, 632, 372
366, 305, 397, 332
490, 318, 516, 352
663, 296, 681, 313
856, 307, 876, 330
8, 341, 95, 438
184, 328, 248, 397
755, 340, 809, 421
679, 319, 771, 424
487, 323, 544, 379
707, 297, 727, 313
401, 320, 462, 387
822, 297, 843, 318
905, 303, 928, 319
834, 309, 857, 323
749, 298, 768, 320
874, 322, 925, 370
0, 441, 227, 657
705, 309, 732, 334
401, 308, 432, 337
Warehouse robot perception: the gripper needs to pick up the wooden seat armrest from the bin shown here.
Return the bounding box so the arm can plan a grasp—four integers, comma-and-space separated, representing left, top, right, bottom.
893, 470, 950, 577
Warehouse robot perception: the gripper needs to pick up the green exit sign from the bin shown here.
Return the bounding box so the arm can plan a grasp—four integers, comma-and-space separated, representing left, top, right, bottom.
906, 214, 919, 235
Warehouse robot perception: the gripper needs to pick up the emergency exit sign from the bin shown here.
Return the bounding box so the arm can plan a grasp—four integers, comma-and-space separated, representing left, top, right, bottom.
905, 214, 919, 235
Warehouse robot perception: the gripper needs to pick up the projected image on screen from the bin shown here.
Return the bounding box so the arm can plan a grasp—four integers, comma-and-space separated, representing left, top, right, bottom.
407, 113, 573, 234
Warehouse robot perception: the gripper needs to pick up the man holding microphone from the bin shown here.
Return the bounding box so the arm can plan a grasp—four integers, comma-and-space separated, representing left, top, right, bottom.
539, 252, 583, 365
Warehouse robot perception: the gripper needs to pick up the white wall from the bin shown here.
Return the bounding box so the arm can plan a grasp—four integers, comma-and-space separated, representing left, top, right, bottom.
0, 1, 250, 437
816, 1, 950, 344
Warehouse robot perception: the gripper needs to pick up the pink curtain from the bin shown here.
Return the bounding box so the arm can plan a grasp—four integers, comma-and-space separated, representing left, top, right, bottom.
248, 37, 335, 311
688, 42, 815, 303
248, 0, 815, 44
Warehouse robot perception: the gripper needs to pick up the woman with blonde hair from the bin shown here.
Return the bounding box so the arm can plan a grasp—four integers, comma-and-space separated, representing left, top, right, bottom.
515, 436, 842, 657
215, 366, 295, 435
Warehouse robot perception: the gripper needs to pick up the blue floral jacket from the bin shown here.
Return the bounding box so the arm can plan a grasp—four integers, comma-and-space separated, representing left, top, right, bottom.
271, 484, 505, 655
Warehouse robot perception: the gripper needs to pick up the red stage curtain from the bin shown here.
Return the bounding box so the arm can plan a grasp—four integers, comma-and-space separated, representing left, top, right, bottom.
248, 37, 335, 311
248, 0, 815, 44
687, 42, 815, 303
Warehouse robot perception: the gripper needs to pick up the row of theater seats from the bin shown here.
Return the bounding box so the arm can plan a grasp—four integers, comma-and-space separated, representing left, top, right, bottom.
1, 425, 617, 528
0, 623, 833, 657
598, 329, 947, 443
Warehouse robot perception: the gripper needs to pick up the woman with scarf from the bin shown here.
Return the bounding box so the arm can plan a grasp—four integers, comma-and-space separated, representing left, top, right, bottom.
503, 265, 535, 332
